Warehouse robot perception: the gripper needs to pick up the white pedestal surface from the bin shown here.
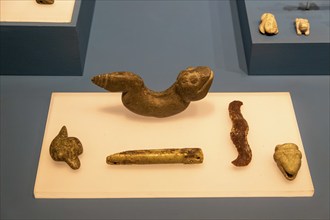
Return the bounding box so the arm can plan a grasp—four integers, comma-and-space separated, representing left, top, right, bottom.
34, 92, 314, 198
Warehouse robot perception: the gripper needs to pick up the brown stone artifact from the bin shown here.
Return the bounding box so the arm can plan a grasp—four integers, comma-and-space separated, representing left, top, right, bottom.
106, 148, 204, 165
36, 0, 54, 4
91, 66, 214, 118
295, 18, 310, 35
228, 100, 252, 166
273, 143, 302, 181
49, 126, 83, 170
259, 13, 279, 35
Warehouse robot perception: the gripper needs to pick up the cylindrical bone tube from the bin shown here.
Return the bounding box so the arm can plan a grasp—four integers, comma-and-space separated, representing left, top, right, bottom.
106, 148, 204, 165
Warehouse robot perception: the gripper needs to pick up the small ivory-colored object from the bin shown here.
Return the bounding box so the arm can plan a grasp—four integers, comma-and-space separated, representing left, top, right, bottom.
273, 143, 302, 181
49, 126, 83, 170
295, 18, 310, 35
106, 148, 204, 165
259, 13, 279, 35
91, 66, 214, 118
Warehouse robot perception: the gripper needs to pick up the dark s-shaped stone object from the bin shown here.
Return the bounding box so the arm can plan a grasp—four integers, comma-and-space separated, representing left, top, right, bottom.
49, 126, 83, 170
91, 66, 214, 118
228, 100, 252, 166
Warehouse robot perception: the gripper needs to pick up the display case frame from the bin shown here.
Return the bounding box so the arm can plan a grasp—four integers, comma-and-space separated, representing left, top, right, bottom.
0, 0, 95, 76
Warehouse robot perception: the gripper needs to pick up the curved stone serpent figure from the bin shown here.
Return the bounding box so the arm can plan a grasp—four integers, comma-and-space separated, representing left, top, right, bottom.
91, 66, 214, 118
36, 0, 54, 4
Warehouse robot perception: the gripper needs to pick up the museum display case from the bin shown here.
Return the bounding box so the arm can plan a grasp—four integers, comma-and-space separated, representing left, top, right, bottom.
33, 92, 314, 198
0, 0, 95, 75
0, 1, 329, 219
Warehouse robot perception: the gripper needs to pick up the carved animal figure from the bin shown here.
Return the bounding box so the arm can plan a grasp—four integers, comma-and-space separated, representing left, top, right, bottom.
49, 126, 83, 170
295, 18, 310, 35
91, 66, 214, 118
274, 143, 302, 181
259, 13, 279, 35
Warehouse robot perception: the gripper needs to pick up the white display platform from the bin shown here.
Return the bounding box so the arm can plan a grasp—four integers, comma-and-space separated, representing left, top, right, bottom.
0, 0, 75, 23
34, 92, 314, 198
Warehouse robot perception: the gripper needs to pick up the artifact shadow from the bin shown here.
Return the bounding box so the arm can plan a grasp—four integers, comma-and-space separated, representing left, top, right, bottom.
99, 100, 215, 123
283, 2, 322, 11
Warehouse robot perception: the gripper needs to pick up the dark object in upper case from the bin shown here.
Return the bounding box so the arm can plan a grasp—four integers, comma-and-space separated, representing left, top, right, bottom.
36, 0, 54, 5
91, 66, 214, 118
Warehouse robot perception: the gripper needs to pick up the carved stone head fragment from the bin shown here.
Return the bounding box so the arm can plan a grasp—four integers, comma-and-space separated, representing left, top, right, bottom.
273, 143, 302, 180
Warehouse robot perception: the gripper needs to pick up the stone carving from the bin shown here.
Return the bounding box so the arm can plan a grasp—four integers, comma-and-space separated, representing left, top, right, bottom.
228, 100, 252, 166
259, 13, 279, 35
273, 143, 302, 180
49, 126, 83, 170
36, 0, 54, 4
91, 66, 214, 118
295, 18, 310, 35
106, 148, 204, 165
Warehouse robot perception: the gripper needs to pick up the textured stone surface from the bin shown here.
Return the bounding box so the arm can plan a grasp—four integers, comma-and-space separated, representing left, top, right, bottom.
259, 13, 279, 35
274, 143, 302, 181
91, 66, 214, 118
49, 126, 83, 170
228, 100, 252, 166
